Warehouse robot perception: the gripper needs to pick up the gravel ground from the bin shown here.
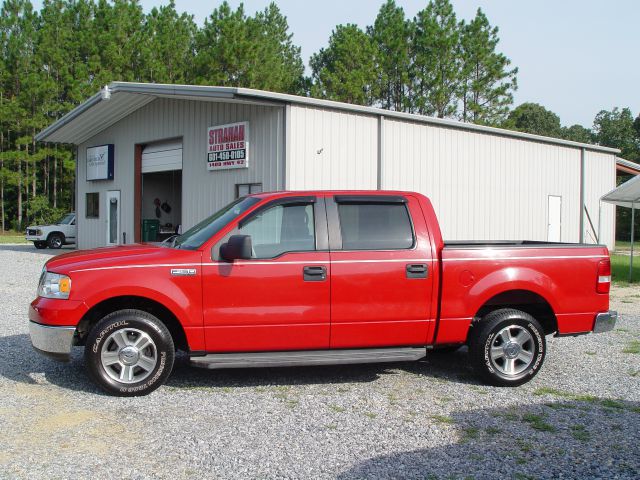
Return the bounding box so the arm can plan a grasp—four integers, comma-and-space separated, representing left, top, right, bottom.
0, 245, 638, 480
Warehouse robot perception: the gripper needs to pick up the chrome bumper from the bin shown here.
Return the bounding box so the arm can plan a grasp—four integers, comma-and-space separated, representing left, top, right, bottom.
29, 321, 75, 362
593, 311, 617, 334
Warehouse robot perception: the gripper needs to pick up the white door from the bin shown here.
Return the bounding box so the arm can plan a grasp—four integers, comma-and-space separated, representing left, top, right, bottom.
547, 195, 561, 242
106, 190, 121, 246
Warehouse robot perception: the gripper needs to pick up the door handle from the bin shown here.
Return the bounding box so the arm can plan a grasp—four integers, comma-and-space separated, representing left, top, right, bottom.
303, 265, 327, 281
406, 263, 428, 279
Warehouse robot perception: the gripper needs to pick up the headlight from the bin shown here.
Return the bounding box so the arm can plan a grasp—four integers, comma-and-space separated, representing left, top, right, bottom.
38, 271, 72, 299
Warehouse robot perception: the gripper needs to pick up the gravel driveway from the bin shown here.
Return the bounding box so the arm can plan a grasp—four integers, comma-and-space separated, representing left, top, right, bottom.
0, 245, 638, 479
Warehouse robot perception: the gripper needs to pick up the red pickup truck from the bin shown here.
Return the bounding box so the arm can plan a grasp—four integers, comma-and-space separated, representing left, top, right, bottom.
29, 190, 617, 396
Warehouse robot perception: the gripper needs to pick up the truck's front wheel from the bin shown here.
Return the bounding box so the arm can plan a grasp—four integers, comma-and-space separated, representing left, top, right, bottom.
469, 309, 545, 387
84, 310, 175, 396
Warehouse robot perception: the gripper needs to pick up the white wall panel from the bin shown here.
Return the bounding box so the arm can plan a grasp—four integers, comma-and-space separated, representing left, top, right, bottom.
287, 105, 378, 189
584, 150, 616, 248
381, 119, 587, 244
77, 98, 284, 249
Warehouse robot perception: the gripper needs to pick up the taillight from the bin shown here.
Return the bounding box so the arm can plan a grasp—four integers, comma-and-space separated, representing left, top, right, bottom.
596, 259, 611, 294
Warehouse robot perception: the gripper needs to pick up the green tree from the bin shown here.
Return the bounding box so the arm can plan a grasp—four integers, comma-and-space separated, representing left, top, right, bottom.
195, 2, 303, 93
141, 1, 196, 84
560, 124, 593, 143
459, 8, 517, 125
310, 24, 377, 105
592, 107, 639, 161
410, 0, 461, 117
503, 102, 562, 137
368, 0, 411, 111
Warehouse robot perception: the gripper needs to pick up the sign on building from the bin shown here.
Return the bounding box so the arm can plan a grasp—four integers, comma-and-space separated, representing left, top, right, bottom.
207, 121, 249, 171
86, 144, 114, 181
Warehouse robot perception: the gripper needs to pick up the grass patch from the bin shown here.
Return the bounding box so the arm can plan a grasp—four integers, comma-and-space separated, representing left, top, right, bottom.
522, 413, 556, 432
430, 414, 454, 424
601, 399, 625, 409
0, 232, 27, 244
611, 254, 640, 284
329, 404, 346, 413
460, 427, 480, 442
622, 340, 640, 354
363, 412, 377, 419
570, 424, 590, 441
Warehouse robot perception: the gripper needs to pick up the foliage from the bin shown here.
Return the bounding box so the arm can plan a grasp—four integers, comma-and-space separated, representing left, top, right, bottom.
410, 0, 461, 117
368, 0, 411, 111
593, 107, 640, 161
194, 1, 304, 93
26, 194, 65, 225
310, 24, 377, 105
503, 102, 562, 137
459, 8, 517, 125
560, 124, 593, 143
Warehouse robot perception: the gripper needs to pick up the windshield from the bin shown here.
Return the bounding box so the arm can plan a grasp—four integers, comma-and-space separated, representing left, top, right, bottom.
173, 197, 261, 250
57, 213, 75, 225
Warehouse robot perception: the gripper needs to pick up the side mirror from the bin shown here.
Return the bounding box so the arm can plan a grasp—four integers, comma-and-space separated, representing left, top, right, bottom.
219, 234, 252, 262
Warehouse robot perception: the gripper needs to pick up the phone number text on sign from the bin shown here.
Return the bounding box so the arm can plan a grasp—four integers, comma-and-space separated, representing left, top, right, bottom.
207, 121, 249, 171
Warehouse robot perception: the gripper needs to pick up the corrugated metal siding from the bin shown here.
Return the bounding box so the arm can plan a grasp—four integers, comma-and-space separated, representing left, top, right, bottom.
287, 105, 378, 189
77, 98, 284, 249
584, 150, 616, 248
382, 118, 586, 243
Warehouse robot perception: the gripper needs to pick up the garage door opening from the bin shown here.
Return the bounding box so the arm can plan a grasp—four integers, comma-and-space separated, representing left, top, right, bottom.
140, 140, 182, 242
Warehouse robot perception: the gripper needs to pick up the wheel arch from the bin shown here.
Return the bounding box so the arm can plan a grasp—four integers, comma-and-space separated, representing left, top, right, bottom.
474, 289, 558, 335
75, 295, 188, 351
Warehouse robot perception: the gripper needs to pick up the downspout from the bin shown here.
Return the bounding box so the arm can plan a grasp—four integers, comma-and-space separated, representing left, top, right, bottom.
377, 115, 385, 190
579, 147, 585, 243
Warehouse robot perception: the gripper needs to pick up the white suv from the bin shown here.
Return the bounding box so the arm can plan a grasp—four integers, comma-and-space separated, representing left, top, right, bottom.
25, 213, 77, 249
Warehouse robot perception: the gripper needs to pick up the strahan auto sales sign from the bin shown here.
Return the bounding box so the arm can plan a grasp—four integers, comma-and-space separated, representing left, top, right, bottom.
207, 121, 249, 171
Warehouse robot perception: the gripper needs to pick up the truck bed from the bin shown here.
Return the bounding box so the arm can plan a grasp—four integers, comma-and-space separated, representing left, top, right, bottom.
444, 240, 602, 248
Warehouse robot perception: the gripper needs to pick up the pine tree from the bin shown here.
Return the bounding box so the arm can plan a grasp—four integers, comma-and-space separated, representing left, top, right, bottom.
310, 24, 377, 105
368, 0, 411, 111
459, 8, 517, 125
410, 0, 461, 117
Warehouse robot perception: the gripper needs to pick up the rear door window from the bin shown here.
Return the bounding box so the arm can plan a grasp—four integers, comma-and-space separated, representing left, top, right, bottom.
337, 202, 414, 250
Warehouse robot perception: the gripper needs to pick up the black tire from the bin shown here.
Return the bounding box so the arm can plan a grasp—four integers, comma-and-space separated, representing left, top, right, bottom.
47, 232, 64, 249
84, 309, 175, 396
34, 241, 47, 249
469, 308, 546, 387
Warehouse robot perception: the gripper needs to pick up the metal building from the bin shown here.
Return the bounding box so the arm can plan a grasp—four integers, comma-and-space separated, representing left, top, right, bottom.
36, 82, 619, 250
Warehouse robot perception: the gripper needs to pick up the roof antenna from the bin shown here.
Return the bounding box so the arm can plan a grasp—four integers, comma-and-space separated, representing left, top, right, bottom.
101, 85, 111, 100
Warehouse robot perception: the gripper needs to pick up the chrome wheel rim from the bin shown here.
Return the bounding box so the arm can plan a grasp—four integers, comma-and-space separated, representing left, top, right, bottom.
489, 325, 535, 376
51, 237, 62, 248
100, 328, 157, 384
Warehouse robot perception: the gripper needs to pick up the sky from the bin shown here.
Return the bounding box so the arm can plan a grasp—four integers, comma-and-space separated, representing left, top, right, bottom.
32, 0, 640, 127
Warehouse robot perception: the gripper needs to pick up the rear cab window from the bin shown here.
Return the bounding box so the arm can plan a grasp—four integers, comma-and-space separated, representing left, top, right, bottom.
334, 196, 415, 250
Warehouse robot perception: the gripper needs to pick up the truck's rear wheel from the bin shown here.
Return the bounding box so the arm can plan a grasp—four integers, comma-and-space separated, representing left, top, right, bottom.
469, 309, 545, 387
84, 310, 175, 396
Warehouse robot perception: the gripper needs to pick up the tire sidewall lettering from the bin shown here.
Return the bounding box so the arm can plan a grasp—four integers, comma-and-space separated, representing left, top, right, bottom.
92, 320, 129, 353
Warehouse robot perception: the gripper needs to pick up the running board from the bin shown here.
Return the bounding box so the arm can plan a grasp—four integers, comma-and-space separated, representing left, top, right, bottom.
189, 347, 426, 369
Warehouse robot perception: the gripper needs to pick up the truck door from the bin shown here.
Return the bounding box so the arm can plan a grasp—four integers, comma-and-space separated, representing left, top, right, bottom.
202, 196, 330, 352
327, 194, 435, 348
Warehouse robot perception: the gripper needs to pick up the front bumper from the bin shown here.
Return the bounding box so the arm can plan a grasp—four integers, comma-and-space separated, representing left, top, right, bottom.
593, 310, 617, 333
29, 321, 76, 362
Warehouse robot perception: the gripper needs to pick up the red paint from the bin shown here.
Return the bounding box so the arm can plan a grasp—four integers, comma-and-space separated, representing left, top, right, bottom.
30, 190, 612, 353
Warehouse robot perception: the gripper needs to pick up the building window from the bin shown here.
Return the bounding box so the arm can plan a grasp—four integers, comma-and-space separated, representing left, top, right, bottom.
86, 192, 99, 218
236, 183, 263, 198
337, 202, 414, 250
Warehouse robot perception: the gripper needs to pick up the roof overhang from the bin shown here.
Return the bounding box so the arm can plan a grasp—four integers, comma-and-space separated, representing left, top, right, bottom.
616, 157, 640, 176
36, 82, 622, 155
